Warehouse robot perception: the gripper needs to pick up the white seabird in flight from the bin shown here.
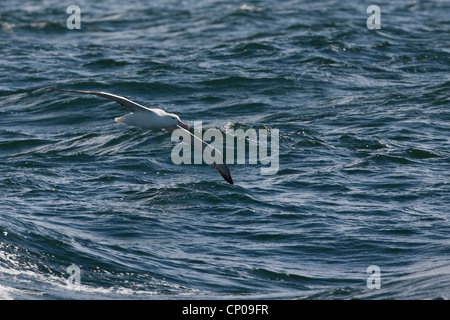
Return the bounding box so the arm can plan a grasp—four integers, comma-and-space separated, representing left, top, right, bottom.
51, 88, 233, 184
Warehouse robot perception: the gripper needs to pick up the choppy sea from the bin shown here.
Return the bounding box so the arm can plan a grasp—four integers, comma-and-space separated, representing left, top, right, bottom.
0, 0, 449, 300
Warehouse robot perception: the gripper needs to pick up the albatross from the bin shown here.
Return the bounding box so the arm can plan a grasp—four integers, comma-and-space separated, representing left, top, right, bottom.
50, 88, 233, 184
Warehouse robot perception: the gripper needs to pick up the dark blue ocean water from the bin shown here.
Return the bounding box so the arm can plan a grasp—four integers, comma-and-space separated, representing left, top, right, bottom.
0, 0, 449, 299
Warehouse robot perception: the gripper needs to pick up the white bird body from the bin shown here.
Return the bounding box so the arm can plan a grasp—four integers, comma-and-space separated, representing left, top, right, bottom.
51, 88, 233, 184
115, 110, 179, 130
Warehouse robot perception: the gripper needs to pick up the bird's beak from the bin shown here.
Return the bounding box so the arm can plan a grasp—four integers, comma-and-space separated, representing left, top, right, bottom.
177, 119, 190, 130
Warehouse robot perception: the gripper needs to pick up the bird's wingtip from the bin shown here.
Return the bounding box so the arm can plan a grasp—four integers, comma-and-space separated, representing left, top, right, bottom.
225, 173, 234, 184
213, 162, 234, 185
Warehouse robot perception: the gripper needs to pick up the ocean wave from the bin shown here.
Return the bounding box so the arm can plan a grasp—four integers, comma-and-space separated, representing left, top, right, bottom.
1, 0, 449, 300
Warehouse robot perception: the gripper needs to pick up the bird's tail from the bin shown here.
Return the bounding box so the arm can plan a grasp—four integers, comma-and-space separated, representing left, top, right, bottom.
114, 116, 126, 124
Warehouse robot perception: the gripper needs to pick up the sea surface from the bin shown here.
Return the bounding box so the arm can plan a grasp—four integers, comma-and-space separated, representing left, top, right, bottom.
0, 0, 449, 300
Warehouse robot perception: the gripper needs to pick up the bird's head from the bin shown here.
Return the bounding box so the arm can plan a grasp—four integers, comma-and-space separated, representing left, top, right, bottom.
166, 113, 190, 130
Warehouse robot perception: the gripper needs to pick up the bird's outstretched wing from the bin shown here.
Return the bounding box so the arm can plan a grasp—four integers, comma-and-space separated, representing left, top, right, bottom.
50, 88, 152, 113
51, 88, 234, 184
170, 125, 234, 185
